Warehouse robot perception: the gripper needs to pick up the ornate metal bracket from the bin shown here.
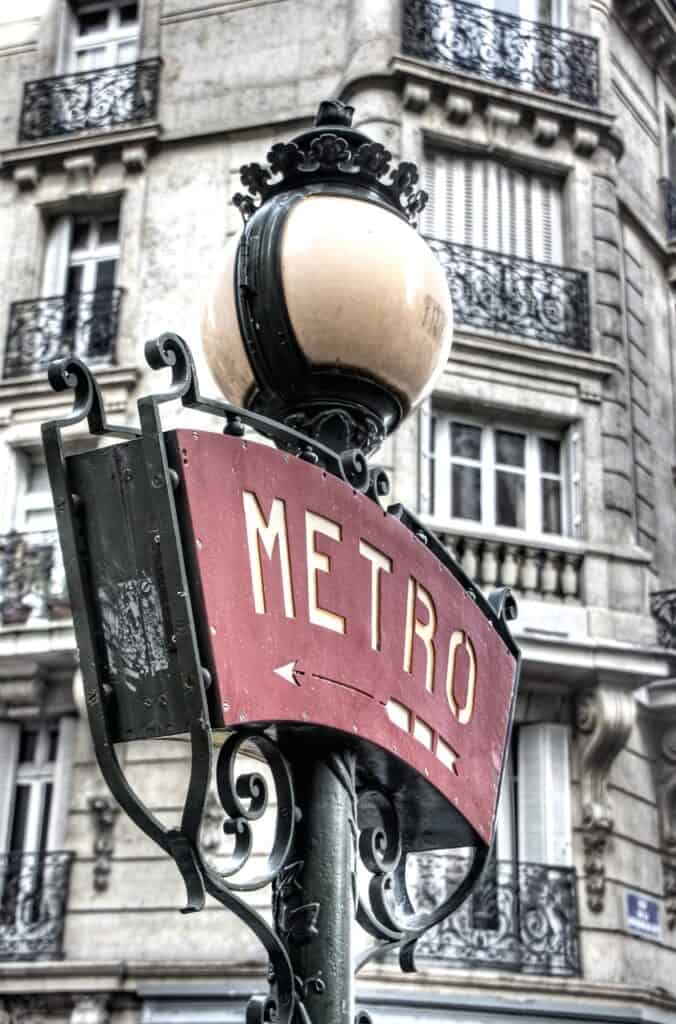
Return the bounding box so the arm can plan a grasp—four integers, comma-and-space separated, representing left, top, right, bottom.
42, 334, 519, 1024
575, 685, 635, 912
87, 794, 119, 893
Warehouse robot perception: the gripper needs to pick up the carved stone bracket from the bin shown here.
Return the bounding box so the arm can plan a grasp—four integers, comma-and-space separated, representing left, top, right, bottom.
658, 721, 676, 853
663, 860, 676, 930
87, 794, 120, 892
576, 685, 635, 912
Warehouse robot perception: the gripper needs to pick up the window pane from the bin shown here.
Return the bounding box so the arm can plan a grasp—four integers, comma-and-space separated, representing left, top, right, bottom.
39, 783, 53, 853
18, 731, 38, 764
66, 265, 84, 295
71, 221, 90, 251
495, 430, 525, 467
451, 423, 481, 460
542, 478, 562, 534
9, 785, 31, 852
99, 219, 119, 245
496, 471, 525, 528
452, 464, 481, 520
77, 9, 108, 34
48, 728, 60, 764
95, 259, 117, 290
119, 2, 139, 24
540, 438, 561, 475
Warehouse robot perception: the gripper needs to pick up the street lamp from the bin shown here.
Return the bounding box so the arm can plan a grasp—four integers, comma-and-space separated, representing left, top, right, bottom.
42, 102, 520, 1024
202, 100, 452, 455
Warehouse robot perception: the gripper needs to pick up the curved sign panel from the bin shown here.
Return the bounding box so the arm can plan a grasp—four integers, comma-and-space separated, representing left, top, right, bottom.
173, 430, 519, 847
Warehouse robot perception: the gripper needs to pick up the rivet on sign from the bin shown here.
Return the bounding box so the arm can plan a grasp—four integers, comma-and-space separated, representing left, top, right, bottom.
239, 712, 247, 722
152, 473, 163, 488
222, 702, 230, 712
153, 533, 160, 544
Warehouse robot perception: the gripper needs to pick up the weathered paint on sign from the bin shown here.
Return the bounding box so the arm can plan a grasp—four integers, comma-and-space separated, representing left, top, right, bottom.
174, 430, 518, 846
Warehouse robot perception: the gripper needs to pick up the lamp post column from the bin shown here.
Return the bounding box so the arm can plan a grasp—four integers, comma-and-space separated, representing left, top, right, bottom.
278, 745, 357, 1024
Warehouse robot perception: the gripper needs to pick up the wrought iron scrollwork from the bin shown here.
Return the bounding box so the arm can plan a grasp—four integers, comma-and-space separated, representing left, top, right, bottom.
402, 0, 599, 107
0, 851, 73, 962
19, 59, 161, 141
355, 789, 488, 973
4, 289, 122, 380
143, 332, 385, 497
411, 854, 580, 976
651, 588, 676, 648
425, 239, 591, 352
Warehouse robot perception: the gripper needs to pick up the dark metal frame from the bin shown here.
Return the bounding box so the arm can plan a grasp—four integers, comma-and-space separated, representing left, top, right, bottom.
401, 0, 600, 107
18, 58, 161, 142
42, 333, 520, 1024
0, 850, 74, 962
4, 288, 123, 379
659, 178, 676, 241
425, 238, 592, 351
230, 100, 430, 456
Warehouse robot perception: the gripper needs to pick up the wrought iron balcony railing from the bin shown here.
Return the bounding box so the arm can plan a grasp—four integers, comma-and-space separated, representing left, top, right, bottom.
18, 58, 161, 142
651, 589, 676, 648
402, 0, 599, 107
411, 855, 580, 976
0, 851, 73, 961
426, 238, 591, 351
0, 531, 69, 627
659, 179, 676, 241
4, 287, 122, 378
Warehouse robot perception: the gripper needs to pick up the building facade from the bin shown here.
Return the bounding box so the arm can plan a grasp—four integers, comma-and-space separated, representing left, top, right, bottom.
1, 0, 676, 1021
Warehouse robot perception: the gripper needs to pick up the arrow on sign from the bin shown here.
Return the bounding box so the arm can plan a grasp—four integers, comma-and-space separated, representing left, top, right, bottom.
273, 660, 302, 686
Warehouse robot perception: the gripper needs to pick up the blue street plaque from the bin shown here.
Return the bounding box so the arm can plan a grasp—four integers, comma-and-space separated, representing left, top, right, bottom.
625, 892, 660, 939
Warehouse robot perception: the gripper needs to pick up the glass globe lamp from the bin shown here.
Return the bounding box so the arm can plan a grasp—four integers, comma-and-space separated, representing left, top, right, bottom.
201, 101, 453, 455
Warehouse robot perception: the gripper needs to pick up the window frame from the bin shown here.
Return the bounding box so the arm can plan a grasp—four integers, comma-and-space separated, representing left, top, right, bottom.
68, 0, 140, 73
426, 411, 571, 539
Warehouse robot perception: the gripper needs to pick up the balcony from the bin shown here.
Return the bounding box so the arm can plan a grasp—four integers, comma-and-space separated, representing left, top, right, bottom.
4, 288, 122, 379
0, 851, 73, 961
439, 531, 585, 603
402, 0, 599, 107
0, 531, 69, 627
651, 589, 676, 648
412, 855, 580, 976
659, 179, 676, 241
18, 59, 161, 142
426, 239, 592, 352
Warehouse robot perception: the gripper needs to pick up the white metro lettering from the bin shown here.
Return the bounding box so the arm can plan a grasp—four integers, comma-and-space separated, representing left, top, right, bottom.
242, 491, 295, 618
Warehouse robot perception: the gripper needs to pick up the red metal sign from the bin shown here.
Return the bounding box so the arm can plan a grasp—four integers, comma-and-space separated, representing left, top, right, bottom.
174, 430, 518, 846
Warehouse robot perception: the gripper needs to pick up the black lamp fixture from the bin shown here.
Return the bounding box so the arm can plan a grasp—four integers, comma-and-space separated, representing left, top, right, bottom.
201, 100, 454, 455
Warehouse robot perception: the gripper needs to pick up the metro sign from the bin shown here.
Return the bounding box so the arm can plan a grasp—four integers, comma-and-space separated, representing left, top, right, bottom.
170, 430, 519, 847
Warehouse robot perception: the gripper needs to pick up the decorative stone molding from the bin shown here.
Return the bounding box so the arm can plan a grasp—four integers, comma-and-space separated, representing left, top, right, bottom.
532, 115, 560, 146
402, 81, 431, 112
576, 685, 635, 912
122, 143, 148, 173
573, 126, 600, 156
70, 997, 109, 1024
63, 153, 97, 195
87, 794, 119, 892
485, 103, 521, 148
444, 92, 473, 123
12, 163, 39, 191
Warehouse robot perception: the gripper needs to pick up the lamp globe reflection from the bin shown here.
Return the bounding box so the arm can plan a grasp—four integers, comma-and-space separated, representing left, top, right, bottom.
201, 100, 453, 456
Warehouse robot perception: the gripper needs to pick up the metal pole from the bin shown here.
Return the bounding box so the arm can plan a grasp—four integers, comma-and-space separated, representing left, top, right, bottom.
277, 744, 357, 1024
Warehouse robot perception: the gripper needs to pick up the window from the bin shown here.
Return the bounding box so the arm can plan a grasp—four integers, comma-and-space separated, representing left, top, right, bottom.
667, 109, 676, 184
0, 719, 75, 856
422, 153, 563, 265
479, 0, 567, 26
40, 208, 121, 364
426, 415, 569, 536
68, 0, 139, 71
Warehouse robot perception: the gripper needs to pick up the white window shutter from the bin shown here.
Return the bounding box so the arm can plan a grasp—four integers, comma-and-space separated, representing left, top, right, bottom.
42, 215, 72, 297
421, 157, 436, 238
47, 716, 77, 851
0, 722, 20, 853
517, 723, 572, 866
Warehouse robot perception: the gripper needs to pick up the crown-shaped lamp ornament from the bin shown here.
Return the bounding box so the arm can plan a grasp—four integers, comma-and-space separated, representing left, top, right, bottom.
202, 100, 453, 455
